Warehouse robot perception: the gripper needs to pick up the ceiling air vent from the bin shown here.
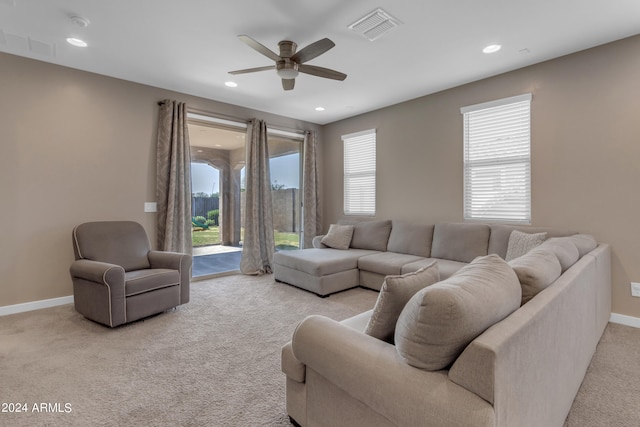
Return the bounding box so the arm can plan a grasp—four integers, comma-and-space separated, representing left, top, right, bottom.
348, 8, 402, 41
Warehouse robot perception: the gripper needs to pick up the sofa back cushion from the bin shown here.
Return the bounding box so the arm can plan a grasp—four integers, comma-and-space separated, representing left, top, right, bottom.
345, 220, 392, 251
386, 221, 434, 257
509, 248, 562, 305
570, 234, 598, 257
488, 224, 573, 259
430, 223, 490, 263
537, 237, 580, 272
73, 221, 151, 272
394, 254, 521, 371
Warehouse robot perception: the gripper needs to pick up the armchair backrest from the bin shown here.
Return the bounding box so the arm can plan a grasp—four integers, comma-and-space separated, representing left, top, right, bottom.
73, 221, 151, 271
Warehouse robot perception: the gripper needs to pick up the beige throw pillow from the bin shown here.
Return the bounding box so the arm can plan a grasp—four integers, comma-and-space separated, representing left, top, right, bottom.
505, 230, 547, 261
320, 224, 354, 250
364, 261, 440, 343
394, 254, 521, 371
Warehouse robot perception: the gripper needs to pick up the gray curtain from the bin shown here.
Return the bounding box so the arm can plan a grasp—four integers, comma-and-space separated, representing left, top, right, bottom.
156, 100, 192, 254
240, 119, 275, 275
302, 130, 321, 248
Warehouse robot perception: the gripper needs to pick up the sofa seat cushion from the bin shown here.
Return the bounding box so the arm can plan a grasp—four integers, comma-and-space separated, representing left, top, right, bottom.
125, 269, 180, 297
431, 223, 490, 263
401, 258, 466, 280
273, 248, 377, 276
394, 254, 521, 371
357, 252, 426, 276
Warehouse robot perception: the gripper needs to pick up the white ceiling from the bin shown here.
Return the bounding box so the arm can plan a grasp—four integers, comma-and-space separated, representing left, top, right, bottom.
1, 0, 639, 125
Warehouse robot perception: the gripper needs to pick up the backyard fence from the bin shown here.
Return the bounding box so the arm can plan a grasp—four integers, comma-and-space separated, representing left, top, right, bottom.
193, 189, 299, 232
192, 196, 219, 218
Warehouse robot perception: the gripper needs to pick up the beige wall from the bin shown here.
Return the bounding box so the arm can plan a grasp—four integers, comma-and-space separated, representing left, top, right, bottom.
0, 52, 322, 307
322, 35, 640, 318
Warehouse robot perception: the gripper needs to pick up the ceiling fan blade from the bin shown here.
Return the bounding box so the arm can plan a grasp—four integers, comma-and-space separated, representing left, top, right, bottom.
238, 35, 281, 62
228, 65, 276, 75
298, 64, 347, 81
291, 38, 335, 64
282, 78, 295, 91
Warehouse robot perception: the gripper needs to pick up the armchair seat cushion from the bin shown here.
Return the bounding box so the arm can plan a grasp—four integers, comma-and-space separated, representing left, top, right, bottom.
125, 269, 180, 297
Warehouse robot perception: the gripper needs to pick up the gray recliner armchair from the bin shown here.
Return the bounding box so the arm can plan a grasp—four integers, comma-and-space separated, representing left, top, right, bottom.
70, 221, 191, 327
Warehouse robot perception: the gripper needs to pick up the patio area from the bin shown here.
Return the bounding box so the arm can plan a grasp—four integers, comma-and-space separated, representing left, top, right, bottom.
192, 245, 242, 277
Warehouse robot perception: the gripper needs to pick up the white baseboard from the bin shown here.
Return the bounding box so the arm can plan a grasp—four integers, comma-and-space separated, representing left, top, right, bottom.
610, 313, 640, 328
0, 295, 74, 317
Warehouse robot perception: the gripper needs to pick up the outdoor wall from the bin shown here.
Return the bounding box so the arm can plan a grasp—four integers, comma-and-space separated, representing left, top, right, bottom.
240, 188, 300, 233
322, 35, 640, 319
0, 52, 322, 307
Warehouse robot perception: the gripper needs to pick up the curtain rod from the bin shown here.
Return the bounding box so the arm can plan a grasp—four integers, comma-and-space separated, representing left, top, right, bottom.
158, 102, 309, 136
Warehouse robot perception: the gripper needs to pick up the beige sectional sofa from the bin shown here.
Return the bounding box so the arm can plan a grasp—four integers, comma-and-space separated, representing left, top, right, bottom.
274, 220, 572, 296
279, 220, 611, 427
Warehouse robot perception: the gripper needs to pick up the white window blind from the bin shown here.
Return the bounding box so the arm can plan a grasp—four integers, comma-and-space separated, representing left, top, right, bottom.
461, 94, 532, 223
343, 129, 376, 216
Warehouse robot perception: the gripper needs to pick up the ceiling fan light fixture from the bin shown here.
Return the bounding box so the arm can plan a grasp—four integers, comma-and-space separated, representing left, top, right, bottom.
315, 106, 325, 111
276, 68, 299, 79
224, 81, 238, 87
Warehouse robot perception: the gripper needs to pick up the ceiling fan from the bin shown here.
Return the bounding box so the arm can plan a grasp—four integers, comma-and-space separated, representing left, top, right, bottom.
228, 35, 347, 91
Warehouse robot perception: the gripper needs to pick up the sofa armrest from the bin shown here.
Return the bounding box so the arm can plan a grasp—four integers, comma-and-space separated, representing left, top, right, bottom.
311, 235, 326, 248
281, 341, 305, 383
70, 259, 125, 286
291, 315, 494, 427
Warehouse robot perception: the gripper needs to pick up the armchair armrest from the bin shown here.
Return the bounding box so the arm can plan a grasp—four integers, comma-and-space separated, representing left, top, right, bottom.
291, 315, 494, 427
148, 251, 192, 304
70, 259, 125, 286
69, 260, 126, 327
148, 251, 190, 270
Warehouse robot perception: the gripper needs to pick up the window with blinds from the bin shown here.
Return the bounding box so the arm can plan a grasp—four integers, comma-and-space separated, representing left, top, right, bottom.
342, 129, 376, 216
461, 94, 532, 223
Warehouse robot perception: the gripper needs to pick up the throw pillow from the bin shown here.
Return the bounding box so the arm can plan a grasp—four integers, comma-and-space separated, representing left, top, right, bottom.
364, 261, 440, 343
505, 230, 547, 261
394, 254, 521, 371
320, 224, 354, 250
508, 248, 562, 305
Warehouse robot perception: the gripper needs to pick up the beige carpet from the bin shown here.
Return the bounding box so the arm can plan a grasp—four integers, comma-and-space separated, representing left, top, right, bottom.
1, 275, 639, 427
0, 275, 377, 427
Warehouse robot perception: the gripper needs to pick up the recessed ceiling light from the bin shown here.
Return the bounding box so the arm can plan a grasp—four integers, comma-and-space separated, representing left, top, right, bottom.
483, 44, 501, 54
66, 37, 87, 47
225, 81, 238, 88
315, 107, 325, 111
